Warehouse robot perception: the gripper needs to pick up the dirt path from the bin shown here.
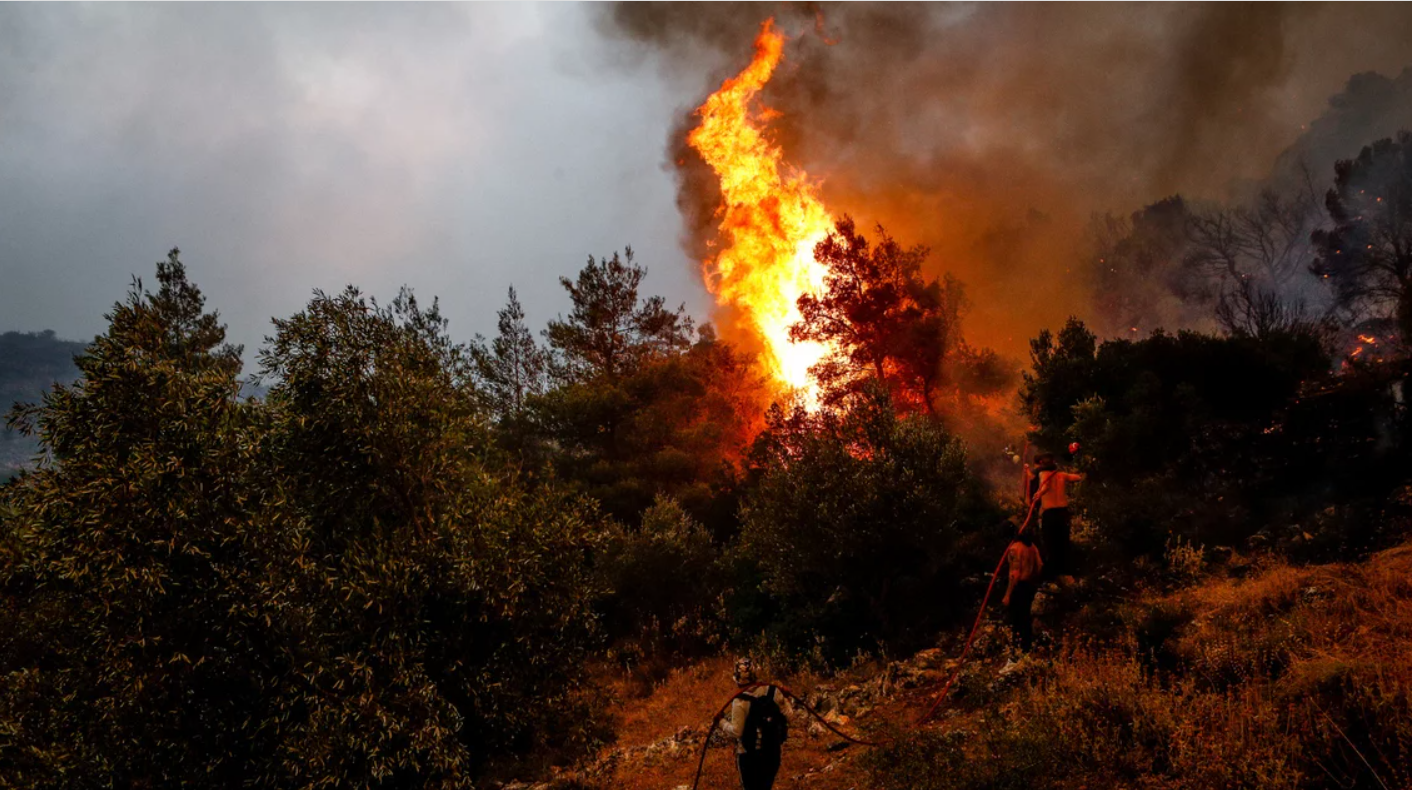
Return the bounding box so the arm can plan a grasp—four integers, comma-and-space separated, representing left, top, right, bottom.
570, 647, 976, 790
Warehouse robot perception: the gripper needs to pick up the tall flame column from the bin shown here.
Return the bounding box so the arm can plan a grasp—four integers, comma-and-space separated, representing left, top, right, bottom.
688, 19, 835, 402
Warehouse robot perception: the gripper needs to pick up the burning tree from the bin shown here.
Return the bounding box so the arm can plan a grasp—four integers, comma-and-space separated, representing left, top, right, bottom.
792, 217, 1008, 414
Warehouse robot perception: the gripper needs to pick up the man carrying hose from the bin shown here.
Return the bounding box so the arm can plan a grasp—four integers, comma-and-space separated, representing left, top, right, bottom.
1001, 524, 1044, 652
719, 657, 791, 790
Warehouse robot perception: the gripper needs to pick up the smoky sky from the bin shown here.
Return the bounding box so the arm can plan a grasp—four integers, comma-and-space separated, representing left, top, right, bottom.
6, 4, 1412, 366
0, 3, 708, 362
601, 2, 1412, 352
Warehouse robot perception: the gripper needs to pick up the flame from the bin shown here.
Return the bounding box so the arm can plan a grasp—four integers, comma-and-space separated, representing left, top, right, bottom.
687, 19, 834, 402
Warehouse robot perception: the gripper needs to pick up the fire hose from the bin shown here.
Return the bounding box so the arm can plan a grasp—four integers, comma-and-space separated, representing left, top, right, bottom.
690, 449, 1056, 787
914, 473, 1048, 725
690, 681, 883, 790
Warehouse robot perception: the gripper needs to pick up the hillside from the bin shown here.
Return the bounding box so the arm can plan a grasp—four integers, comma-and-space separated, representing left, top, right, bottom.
546, 527, 1412, 790
3, 249, 1407, 788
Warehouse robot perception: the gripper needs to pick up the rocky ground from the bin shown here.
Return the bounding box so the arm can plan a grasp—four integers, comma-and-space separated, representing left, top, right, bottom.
491, 614, 1062, 790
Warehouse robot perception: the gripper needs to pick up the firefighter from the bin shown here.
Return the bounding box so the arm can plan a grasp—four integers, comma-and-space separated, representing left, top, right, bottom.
719, 657, 791, 790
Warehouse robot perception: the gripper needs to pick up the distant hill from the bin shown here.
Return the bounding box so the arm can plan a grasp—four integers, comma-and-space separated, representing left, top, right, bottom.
1, 330, 86, 477
1, 330, 267, 480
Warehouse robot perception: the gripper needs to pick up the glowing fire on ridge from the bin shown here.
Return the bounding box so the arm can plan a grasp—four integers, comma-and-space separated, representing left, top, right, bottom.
687, 19, 834, 400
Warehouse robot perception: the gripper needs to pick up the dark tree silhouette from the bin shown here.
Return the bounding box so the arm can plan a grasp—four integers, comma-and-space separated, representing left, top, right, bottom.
1087, 197, 1196, 336
1312, 132, 1412, 347
1187, 174, 1329, 338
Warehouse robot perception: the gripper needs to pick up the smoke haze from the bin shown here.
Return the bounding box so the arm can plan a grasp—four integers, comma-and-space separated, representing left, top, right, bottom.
600, 2, 1412, 353
6, 4, 1412, 366
0, 4, 708, 359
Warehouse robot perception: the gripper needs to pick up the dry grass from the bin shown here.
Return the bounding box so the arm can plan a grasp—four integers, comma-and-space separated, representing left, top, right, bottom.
868, 542, 1412, 790
566, 542, 1412, 790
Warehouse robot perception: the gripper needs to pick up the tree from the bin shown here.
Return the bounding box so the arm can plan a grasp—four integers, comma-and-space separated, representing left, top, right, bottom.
537, 321, 765, 525
260, 287, 605, 780
1086, 196, 1198, 336
793, 217, 1005, 413
1187, 179, 1322, 296
1312, 132, 1412, 347
596, 496, 723, 658
471, 287, 548, 423
1, 263, 610, 787
544, 248, 692, 383
1185, 174, 1329, 338
737, 386, 1000, 660
1021, 318, 1337, 555
1, 250, 289, 786
537, 253, 763, 525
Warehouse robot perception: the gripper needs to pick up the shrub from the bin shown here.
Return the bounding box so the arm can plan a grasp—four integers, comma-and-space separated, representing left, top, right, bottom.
0, 262, 607, 787
1164, 536, 1206, 584
867, 650, 1304, 790
736, 386, 1002, 664
1021, 318, 1412, 561
596, 496, 725, 660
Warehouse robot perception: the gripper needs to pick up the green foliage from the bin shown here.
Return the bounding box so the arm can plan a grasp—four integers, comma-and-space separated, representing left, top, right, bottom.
737, 386, 1002, 662
544, 248, 692, 384
260, 285, 606, 780
596, 496, 723, 659
471, 286, 548, 427
1, 251, 285, 786
1, 257, 606, 787
537, 252, 763, 525
1022, 318, 1338, 555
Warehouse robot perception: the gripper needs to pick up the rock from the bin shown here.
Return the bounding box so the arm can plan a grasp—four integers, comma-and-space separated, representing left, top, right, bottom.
823, 709, 851, 727
911, 648, 946, 669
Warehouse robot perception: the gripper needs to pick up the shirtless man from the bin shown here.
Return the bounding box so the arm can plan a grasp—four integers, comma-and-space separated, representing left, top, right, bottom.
1002, 526, 1044, 652
1030, 453, 1084, 581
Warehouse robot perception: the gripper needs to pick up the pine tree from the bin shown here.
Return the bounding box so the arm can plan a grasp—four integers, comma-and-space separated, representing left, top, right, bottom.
544, 248, 692, 383
471, 287, 547, 422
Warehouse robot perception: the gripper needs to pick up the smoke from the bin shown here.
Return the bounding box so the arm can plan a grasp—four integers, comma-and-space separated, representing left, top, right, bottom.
598, 3, 1412, 355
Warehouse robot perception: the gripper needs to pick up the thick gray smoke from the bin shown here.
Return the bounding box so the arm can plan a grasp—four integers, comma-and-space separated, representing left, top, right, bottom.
599, 3, 1412, 353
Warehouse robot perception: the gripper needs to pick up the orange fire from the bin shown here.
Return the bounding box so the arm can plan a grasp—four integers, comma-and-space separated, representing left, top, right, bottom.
687, 19, 834, 401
